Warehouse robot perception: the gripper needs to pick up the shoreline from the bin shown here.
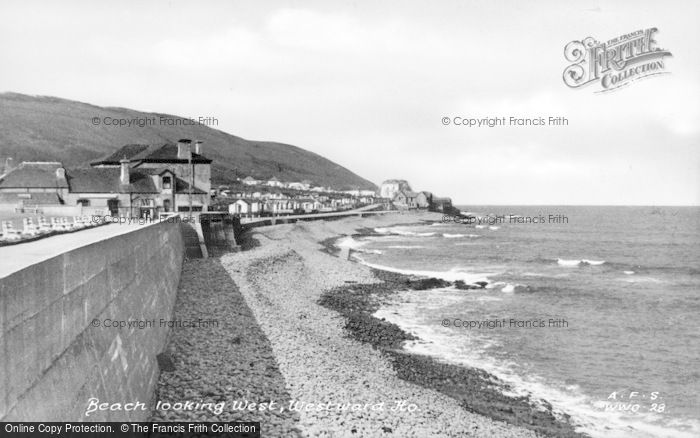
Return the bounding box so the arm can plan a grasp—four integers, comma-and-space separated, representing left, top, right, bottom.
319, 224, 585, 438
319, 267, 584, 438
152, 212, 578, 436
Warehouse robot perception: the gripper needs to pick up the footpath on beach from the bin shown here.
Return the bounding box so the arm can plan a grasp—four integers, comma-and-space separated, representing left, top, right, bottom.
150, 213, 542, 437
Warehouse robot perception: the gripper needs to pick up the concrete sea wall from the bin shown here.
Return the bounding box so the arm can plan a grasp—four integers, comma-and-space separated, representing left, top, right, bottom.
0, 221, 184, 421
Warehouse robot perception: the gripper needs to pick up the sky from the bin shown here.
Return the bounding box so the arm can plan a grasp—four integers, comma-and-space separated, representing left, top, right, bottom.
0, 0, 698, 205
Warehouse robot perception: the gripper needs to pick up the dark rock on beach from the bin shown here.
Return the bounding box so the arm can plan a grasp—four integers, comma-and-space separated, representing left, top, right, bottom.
345, 311, 417, 349
404, 276, 451, 290
454, 280, 480, 290
156, 352, 176, 372
453, 280, 488, 289
386, 352, 584, 438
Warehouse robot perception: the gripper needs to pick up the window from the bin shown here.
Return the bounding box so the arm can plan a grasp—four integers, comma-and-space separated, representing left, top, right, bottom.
163, 199, 171, 212
107, 199, 119, 215
177, 206, 202, 212
162, 176, 172, 189
77, 199, 90, 207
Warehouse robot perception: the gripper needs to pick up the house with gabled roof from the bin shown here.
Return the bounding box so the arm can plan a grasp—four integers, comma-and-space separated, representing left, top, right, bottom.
241, 176, 259, 186
88, 139, 212, 214
228, 198, 262, 216
266, 176, 283, 188
0, 138, 213, 217
287, 182, 306, 191
394, 190, 419, 209
0, 162, 70, 208
430, 196, 453, 213
416, 191, 432, 209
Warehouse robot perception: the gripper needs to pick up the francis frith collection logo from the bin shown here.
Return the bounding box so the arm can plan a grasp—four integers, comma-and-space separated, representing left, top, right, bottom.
563, 28, 672, 92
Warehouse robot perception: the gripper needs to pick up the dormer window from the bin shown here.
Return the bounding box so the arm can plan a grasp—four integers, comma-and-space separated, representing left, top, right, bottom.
162, 176, 172, 189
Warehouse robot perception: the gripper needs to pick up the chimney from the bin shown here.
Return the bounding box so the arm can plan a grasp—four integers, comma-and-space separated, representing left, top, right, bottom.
120, 159, 130, 185
3, 157, 13, 175
177, 139, 192, 159
55, 167, 65, 179
194, 140, 203, 155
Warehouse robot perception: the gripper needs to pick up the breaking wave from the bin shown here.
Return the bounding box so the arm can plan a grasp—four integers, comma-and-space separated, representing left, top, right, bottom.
557, 258, 606, 267
374, 227, 436, 237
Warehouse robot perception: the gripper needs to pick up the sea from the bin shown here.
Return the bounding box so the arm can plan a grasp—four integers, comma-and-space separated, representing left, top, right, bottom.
338, 206, 700, 438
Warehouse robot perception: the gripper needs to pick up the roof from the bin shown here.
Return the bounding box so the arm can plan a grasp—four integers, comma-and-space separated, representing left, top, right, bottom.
233, 198, 259, 204
138, 167, 174, 176
0, 192, 63, 205
1, 162, 207, 196
91, 143, 212, 166
93, 144, 149, 163
242, 176, 257, 181
175, 178, 207, 194
268, 176, 281, 182
0, 162, 69, 189
66, 168, 158, 194
432, 196, 452, 203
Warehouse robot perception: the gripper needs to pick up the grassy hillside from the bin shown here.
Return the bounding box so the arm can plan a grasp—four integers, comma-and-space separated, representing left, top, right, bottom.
0, 92, 376, 190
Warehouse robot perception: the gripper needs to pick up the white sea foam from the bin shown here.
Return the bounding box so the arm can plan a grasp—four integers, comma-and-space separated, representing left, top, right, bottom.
353, 257, 493, 285
474, 295, 504, 302
489, 226, 500, 230
374, 226, 435, 237
582, 259, 605, 265
557, 258, 606, 267
363, 235, 406, 242
623, 270, 635, 275
475, 225, 486, 229
501, 283, 516, 293
334, 236, 382, 255
358, 249, 382, 255
387, 245, 425, 249
622, 276, 664, 284
442, 233, 480, 239
487, 281, 524, 293
443, 233, 465, 238
335, 235, 367, 250
523, 272, 553, 277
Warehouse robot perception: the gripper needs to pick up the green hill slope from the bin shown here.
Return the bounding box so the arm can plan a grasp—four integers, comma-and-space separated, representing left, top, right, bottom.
0, 92, 376, 190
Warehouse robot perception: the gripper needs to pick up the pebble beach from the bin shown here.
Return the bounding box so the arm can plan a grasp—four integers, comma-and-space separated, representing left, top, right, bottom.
151, 212, 581, 437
